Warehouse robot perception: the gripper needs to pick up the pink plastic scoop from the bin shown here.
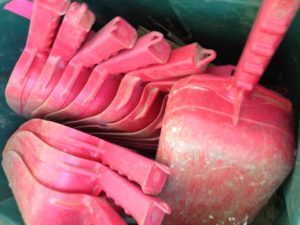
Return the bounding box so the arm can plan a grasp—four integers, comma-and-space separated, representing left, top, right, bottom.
2, 151, 127, 225
156, 1, 299, 224
22, 2, 95, 117
30, 16, 137, 118
5, 0, 70, 114
67, 43, 216, 127
86, 97, 166, 151
88, 65, 236, 141
18, 119, 170, 195
4, 131, 171, 225
44, 31, 171, 121
75, 80, 175, 134
89, 96, 165, 141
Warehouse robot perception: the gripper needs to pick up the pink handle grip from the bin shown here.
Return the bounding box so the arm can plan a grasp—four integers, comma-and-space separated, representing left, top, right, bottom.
100, 167, 171, 225
25, 0, 70, 53
99, 141, 170, 195
72, 16, 137, 67
50, 2, 95, 61
233, 0, 299, 92
128, 43, 216, 82
17, 119, 170, 195
4, 131, 169, 225
96, 31, 171, 74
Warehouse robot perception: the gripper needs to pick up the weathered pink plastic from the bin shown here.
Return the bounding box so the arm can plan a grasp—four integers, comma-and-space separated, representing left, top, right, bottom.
31, 16, 138, 118
95, 31, 171, 74
2, 151, 127, 225
82, 65, 239, 141
44, 32, 170, 121
4, 0, 33, 19
49, 3, 95, 62
156, 1, 299, 224
90, 62, 235, 142
18, 119, 170, 195
126, 43, 216, 81
83, 90, 166, 151
89, 96, 167, 141
87, 96, 167, 151
79, 93, 168, 152
21, 56, 65, 116
30, 63, 91, 118
77, 88, 163, 133
67, 43, 216, 126
5, 50, 47, 114
101, 89, 163, 132
206, 65, 235, 76
81, 66, 235, 140
4, 131, 171, 225
72, 16, 138, 67
76, 80, 174, 133
71, 67, 233, 138
22, 2, 95, 117
5, 0, 70, 114
233, 1, 299, 92
45, 70, 122, 121
25, 0, 70, 53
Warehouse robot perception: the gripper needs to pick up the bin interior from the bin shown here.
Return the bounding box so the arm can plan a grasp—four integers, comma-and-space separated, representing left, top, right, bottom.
0, 0, 299, 224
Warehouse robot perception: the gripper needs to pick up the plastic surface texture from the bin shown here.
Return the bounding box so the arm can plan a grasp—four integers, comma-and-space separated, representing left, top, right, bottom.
17, 119, 170, 195
2, 150, 127, 225
3, 130, 171, 225
157, 75, 295, 224
156, 1, 299, 225
0, 1, 300, 225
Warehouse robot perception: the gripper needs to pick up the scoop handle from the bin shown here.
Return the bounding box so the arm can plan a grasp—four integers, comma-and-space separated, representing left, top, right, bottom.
25, 0, 70, 53
233, 0, 299, 92
128, 43, 216, 82
49, 2, 95, 61
99, 166, 171, 225
72, 17, 137, 67
99, 140, 170, 195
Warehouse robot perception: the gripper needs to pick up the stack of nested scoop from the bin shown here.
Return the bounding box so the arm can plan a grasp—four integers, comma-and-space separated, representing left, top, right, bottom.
4, 1, 297, 225
5, 0, 221, 151
2, 119, 171, 225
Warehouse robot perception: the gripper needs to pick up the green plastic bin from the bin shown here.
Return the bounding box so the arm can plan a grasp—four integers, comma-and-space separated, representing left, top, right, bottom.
0, 0, 299, 224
